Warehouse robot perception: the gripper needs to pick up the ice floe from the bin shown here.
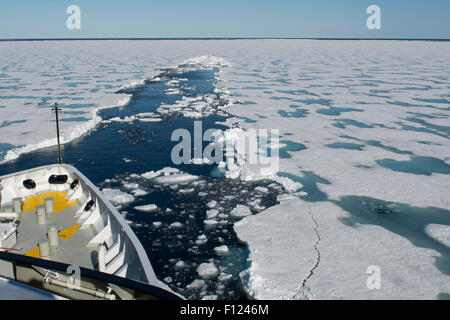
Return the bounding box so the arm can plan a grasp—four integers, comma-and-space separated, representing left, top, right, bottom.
186, 279, 206, 290
214, 245, 230, 256
197, 262, 220, 279
134, 204, 158, 212
101, 188, 134, 206
230, 205, 252, 218
141, 167, 199, 185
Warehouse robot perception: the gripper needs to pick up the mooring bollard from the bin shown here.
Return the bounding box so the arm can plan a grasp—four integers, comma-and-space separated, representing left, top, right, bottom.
48, 224, 59, 250
35, 205, 46, 225
12, 197, 22, 214
38, 240, 50, 258
44, 197, 55, 219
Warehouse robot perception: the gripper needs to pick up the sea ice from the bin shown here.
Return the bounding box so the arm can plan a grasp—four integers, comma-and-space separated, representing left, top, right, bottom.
2, 40, 449, 300
169, 222, 183, 228
230, 205, 252, 218
203, 219, 218, 227
134, 204, 158, 212
255, 186, 268, 193
214, 245, 229, 256
186, 279, 206, 290
206, 200, 217, 208
195, 234, 208, 245
101, 188, 134, 205
425, 224, 450, 247
197, 263, 220, 279
206, 209, 219, 219
131, 189, 148, 197
175, 260, 186, 270
140, 167, 199, 185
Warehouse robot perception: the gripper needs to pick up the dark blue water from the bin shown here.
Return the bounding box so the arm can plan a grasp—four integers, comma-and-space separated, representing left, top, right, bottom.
0, 67, 283, 300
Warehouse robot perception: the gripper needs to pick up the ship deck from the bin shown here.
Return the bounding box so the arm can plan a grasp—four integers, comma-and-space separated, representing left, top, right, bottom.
2, 190, 98, 270
0, 163, 175, 296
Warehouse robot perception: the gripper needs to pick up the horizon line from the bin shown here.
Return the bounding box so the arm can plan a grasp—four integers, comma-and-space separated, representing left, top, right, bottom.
1, 37, 449, 42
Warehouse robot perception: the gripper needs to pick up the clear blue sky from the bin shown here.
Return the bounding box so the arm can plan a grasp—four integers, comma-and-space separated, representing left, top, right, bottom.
0, 0, 449, 39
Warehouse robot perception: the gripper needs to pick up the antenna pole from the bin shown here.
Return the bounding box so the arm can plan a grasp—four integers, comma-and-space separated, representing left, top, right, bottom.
52, 103, 63, 164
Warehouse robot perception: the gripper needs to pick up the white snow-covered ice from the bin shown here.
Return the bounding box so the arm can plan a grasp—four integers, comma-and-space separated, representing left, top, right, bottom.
230, 204, 252, 218
134, 204, 158, 212
197, 262, 220, 279
1, 39, 449, 299
101, 188, 134, 206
